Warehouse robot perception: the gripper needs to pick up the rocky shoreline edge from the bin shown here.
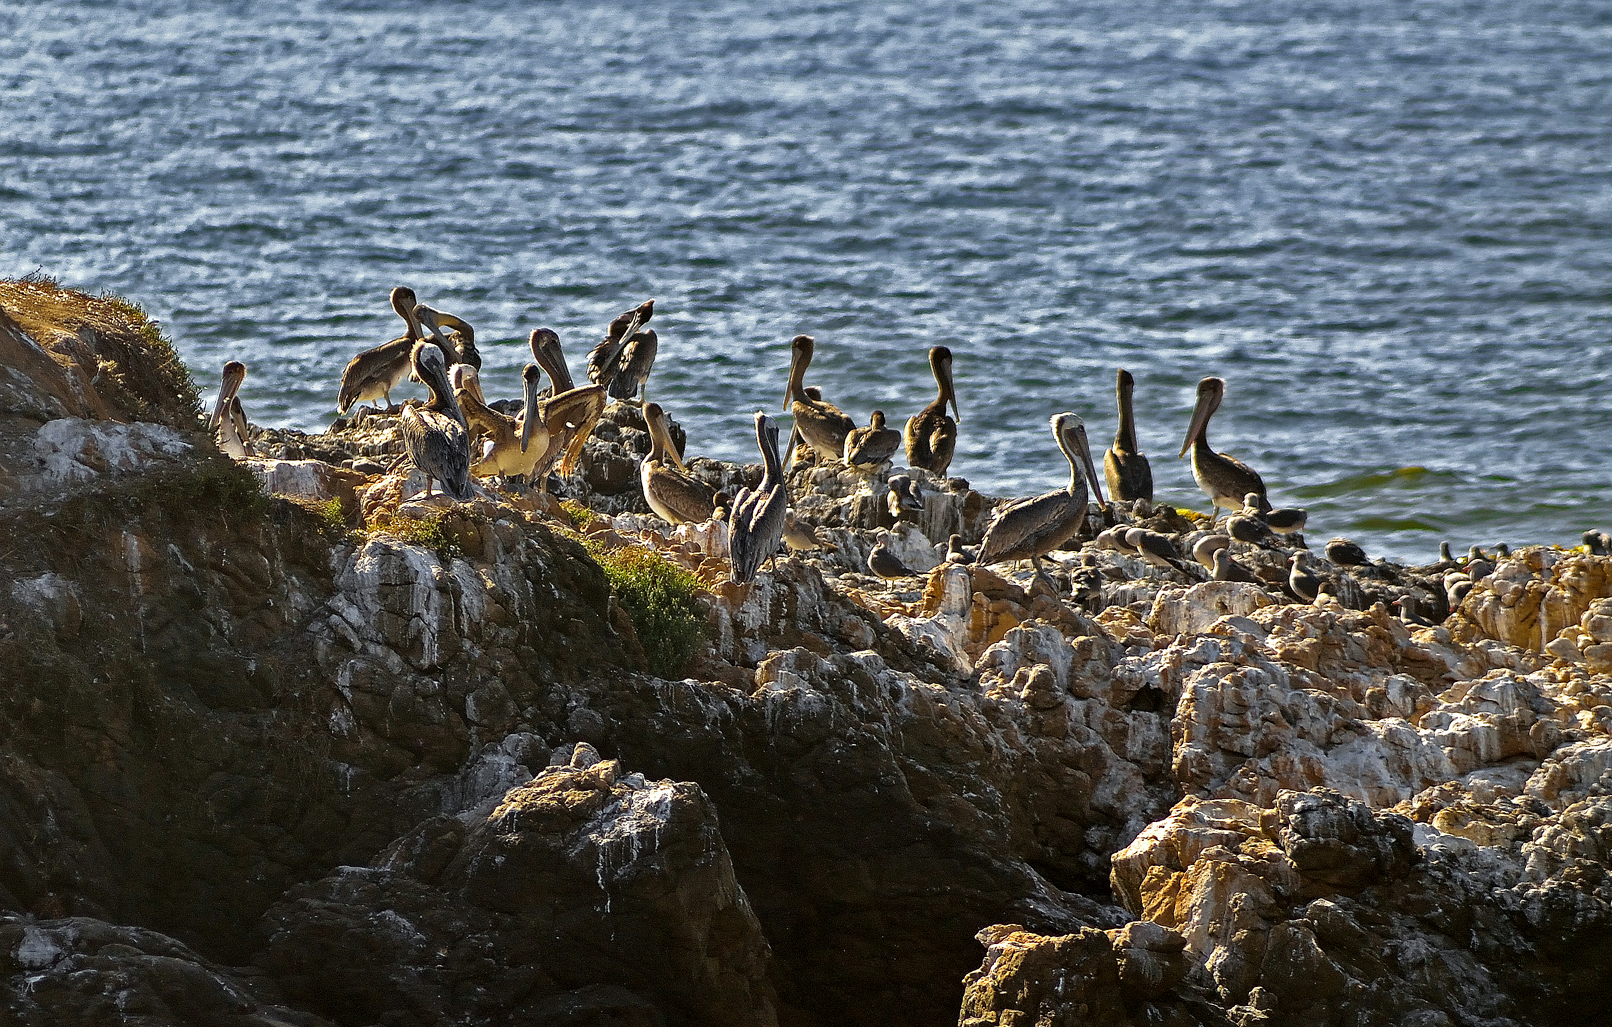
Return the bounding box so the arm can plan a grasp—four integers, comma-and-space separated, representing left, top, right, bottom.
3, 280, 1611, 1027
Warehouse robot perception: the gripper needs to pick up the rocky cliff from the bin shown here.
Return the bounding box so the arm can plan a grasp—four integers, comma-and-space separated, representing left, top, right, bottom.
3, 278, 1611, 1027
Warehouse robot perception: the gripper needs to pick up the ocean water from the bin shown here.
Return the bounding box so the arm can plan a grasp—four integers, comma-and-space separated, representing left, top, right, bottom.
3, 0, 1610, 560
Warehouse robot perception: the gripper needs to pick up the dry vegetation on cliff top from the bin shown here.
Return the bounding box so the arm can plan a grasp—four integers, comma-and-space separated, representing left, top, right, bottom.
0, 273, 199, 426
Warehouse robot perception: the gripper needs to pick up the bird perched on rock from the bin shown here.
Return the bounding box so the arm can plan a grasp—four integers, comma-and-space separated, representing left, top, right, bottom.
1444, 572, 1474, 610
1494, 542, 1511, 559
1325, 537, 1369, 567
1094, 526, 1137, 555
728, 412, 789, 584
639, 401, 715, 525
1465, 547, 1495, 580
904, 345, 960, 477
1212, 547, 1259, 583
1103, 368, 1153, 504
1180, 376, 1268, 525
843, 411, 902, 474
1192, 534, 1232, 570
886, 473, 924, 522
588, 299, 657, 403
1226, 504, 1281, 548
783, 511, 836, 552
1440, 541, 1455, 563
1288, 551, 1322, 602
1583, 530, 1611, 557
1265, 507, 1308, 536
868, 532, 918, 579
209, 361, 252, 460
1394, 594, 1435, 627
943, 534, 975, 565
1125, 528, 1190, 574
400, 341, 472, 501
336, 286, 422, 415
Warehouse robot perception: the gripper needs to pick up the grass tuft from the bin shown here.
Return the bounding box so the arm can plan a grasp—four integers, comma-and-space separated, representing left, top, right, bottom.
366, 509, 460, 560
558, 499, 593, 531
577, 537, 705, 677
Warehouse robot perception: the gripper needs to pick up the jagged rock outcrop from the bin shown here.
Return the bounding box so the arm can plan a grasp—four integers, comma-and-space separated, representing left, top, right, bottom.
7, 279, 1612, 1027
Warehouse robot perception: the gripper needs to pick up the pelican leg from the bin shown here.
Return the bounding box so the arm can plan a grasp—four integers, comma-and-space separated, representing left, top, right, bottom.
1208, 507, 1219, 528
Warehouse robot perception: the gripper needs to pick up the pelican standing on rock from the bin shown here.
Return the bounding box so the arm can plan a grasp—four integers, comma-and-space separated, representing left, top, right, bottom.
904, 345, 960, 477
783, 334, 856, 463
400, 342, 472, 501
640, 401, 715, 525
1104, 369, 1153, 504
1180, 377, 1268, 525
728, 412, 789, 584
976, 413, 1107, 591
588, 300, 657, 403
209, 360, 252, 460
336, 286, 421, 415
455, 365, 549, 483
843, 411, 902, 474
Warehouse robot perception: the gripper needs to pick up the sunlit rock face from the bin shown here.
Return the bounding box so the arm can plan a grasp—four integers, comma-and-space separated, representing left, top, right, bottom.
6, 282, 1612, 1026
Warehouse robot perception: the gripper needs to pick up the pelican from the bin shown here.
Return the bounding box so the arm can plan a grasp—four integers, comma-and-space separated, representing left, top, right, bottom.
336, 286, 421, 414
783, 335, 856, 463
529, 328, 576, 392
455, 365, 550, 483
588, 300, 656, 402
868, 532, 918, 580
843, 411, 902, 473
209, 361, 252, 460
1103, 369, 1153, 504
400, 342, 472, 501
449, 365, 503, 448
640, 401, 715, 525
524, 328, 608, 482
904, 346, 960, 477
1179, 377, 1268, 525
975, 413, 1107, 591
414, 304, 480, 369
728, 412, 789, 584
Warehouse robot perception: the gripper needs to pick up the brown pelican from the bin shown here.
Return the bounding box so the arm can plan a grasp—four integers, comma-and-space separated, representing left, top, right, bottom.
1103, 369, 1153, 504
523, 328, 607, 481
783, 386, 825, 469
976, 413, 1106, 591
783, 512, 836, 552
1179, 377, 1268, 525
783, 334, 856, 462
414, 304, 480, 369
1192, 534, 1231, 569
728, 412, 789, 584
868, 532, 918, 579
843, 411, 902, 473
1324, 537, 1368, 566
400, 342, 472, 501
1288, 552, 1322, 602
886, 473, 923, 522
455, 365, 549, 483
588, 300, 656, 402
449, 365, 503, 448
336, 286, 421, 414
209, 361, 253, 460
640, 401, 715, 524
904, 346, 960, 477
529, 329, 576, 392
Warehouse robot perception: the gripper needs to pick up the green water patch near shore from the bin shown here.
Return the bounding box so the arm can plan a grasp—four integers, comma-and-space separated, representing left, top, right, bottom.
1291, 466, 1464, 499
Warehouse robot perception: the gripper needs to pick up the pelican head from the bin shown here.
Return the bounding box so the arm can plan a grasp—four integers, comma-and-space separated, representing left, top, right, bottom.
519, 363, 544, 453
1052, 412, 1106, 509
643, 401, 686, 471
209, 360, 246, 431
783, 334, 815, 411
390, 286, 420, 333
931, 346, 960, 423
869, 410, 886, 431
1179, 376, 1226, 458
529, 327, 559, 362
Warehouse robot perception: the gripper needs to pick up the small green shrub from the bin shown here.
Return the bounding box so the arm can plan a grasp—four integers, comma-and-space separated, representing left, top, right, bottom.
367, 510, 460, 559
558, 499, 593, 531
582, 540, 705, 677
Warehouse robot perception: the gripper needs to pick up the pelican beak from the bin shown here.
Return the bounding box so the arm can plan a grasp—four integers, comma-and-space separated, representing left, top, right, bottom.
519, 370, 542, 453
1180, 390, 1211, 459
1076, 425, 1106, 509
943, 359, 961, 424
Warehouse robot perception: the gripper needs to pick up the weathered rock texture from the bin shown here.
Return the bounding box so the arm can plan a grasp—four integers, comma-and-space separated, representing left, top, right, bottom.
4, 280, 1612, 1027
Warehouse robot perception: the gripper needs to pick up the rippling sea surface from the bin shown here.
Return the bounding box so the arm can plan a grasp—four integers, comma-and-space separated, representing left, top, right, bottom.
4, 0, 1610, 559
